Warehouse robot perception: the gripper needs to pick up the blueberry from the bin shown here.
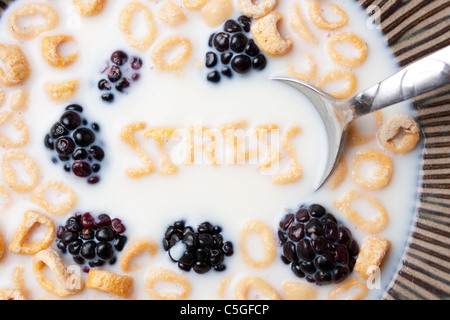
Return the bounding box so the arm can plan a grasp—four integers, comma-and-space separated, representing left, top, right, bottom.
238, 15, 252, 32
111, 50, 128, 66
220, 52, 233, 64
96, 226, 115, 242
97, 242, 114, 260
55, 137, 76, 156
207, 71, 221, 83
50, 123, 69, 139
224, 19, 242, 33
205, 52, 218, 68
213, 32, 230, 52
245, 39, 260, 56
73, 128, 96, 147
252, 54, 267, 70
72, 161, 92, 177
230, 33, 248, 53
60, 111, 82, 130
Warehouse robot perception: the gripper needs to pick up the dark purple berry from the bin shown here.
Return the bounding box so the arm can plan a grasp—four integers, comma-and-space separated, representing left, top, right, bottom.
130, 57, 143, 70
245, 39, 260, 56
116, 78, 130, 92
73, 128, 95, 147
97, 242, 114, 260
72, 148, 88, 160
107, 65, 121, 82
102, 93, 114, 102
224, 19, 242, 33
238, 15, 252, 32
55, 137, 76, 156
98, 79, 111, 90
213, 32, 229, 52
220, 52, 233, 64
50, 123, 69, 139
205, 52, 218, 68
60, 111, 82, 130
252, 54, 266, 70
207, 71, 220, 83
111, 50, 128, 66
221, 67, 232, 78
230, 33, 248, 53
111, 218, 126, 234
231, 54, 251, 74
95, 226, 115, 242
72, 161, 92, 177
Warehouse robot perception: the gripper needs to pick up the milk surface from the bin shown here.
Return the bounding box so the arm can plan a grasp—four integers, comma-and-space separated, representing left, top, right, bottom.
0, 0, 421, 300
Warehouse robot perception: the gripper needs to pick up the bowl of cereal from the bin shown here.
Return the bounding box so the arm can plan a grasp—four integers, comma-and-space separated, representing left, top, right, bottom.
0, 0, 448, 301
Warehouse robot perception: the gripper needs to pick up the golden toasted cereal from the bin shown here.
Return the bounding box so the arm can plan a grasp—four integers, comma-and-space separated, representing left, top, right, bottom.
87, 270, 134, 299
251, 12, 293, 57
201, 0, 234, 27
282, 282, 318, 300
0, 289, 27, 300
121, 122, 155, 178
0, 111, 29, 149
316, 70, 357, 100
334, 190, 388, 234
73, 0, 106, 16
152, 36, 192, 71
378, 114, 420, 154
8, 3, 58, 40
355, 236, 391, 280
33, 248, 84, 297
235, 276, 281, 300
287, 54, 317, 82
10, 89, 28, 111
41, 35, 78, 68
220, 121, 249, 164
13, 265, 27, 294
0, 230, 4, 261
347, 111, 384, 146
351, 148, 393, 191
238, 0, 278, 19
30, 181, 78, 217
2, 151, 39, 193
158, 1, 187, 27
239, 220, 277, 268
289, 4, 318, 44
328, 277, 368, 300
327, 32, 368, 68
45, 80, 79, 102
309, 2, 348, 30
0, 185, 12, 211
144, 127, 179, 175
273, 125, 303, 184
119, 238, 158, 273
0, 87, 5, 107
9, 211, 56, 255
217, 275, 232, 299
184, 126, 218, 165
327, 156, 348, 190
119, 2, 157, 50
254, 124, 281, 170
182, 0, 209, 11
0, 44, 31, 86
145, 268, 191, 300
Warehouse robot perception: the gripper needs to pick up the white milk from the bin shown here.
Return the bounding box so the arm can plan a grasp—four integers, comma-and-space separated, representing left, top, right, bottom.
0, 0, 421, 300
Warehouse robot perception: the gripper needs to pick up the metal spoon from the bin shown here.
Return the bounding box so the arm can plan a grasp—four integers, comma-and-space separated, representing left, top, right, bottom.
273, 45, 450, 190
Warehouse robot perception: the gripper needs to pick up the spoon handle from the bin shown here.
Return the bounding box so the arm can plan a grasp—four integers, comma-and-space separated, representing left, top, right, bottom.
350, 45, 450, 118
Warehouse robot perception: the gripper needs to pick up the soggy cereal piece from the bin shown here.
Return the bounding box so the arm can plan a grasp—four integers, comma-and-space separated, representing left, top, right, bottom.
0, 230, 4, 261
119, 2, 157, 50
10, 89, 29, 111
119, 238, 158, 273
41, 35, 78, 68
238, 0, 278, 19
8, 3, 59, 40
351, 148, 393, 191
86, 270, 133, 299
347, 111, 384, 146
251, 12, 293, 57
73, 0, 106, 16
13, 266, 27, 294
45, 80, 79, 102
2, 151, 39, 193
33, 248, 84, 297
316, 70, 357, 99
309, 2, 348, 31
152, 36, 192, 71
273, 125, 303, 184
328, 277, 368, 300
182, 0, 209, 11
9, 211, 56, 255
158, 1, 187, 27
327, 156, 348, 190
355, 236, 391, 280
289, 4, 318, 44
0, 289, 27, 300
334, 190, 388, 234
145, 268, 191, 300
235, 276, 281, 300
0, 111, 29, 149
378, 114, 420, 154
0, 88, 5, 107
239, 220, 277, 268
327, 32, 368, 68
0, 44, 31, 87
287, 54, 317, 82
201, 0, 234, 27
30, 181, 78, 217
282, 282, 318, 300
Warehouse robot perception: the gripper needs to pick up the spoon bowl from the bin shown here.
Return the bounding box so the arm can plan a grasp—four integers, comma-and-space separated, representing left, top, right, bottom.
273, 45, 450, 190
